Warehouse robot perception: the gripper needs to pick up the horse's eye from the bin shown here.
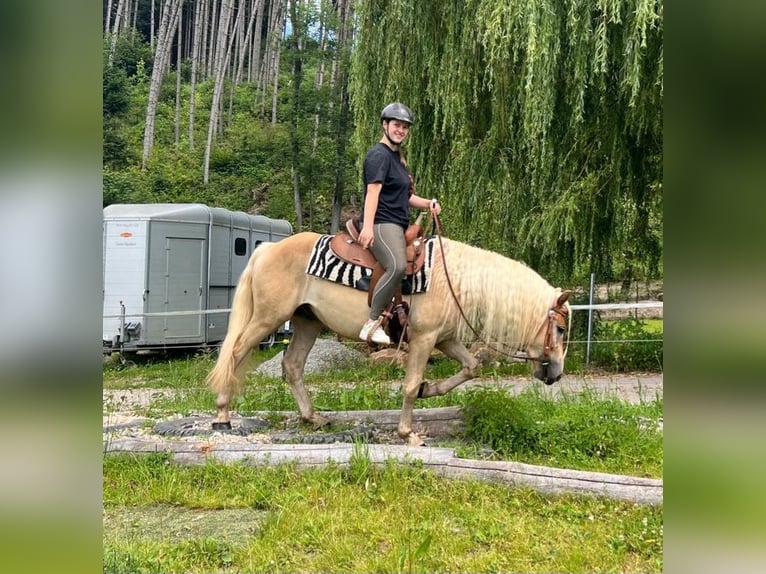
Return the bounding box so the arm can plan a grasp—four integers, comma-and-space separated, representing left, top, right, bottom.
556, 325, 566, 335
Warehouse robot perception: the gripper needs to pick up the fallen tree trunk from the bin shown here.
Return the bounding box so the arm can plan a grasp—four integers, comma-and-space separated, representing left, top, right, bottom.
105, 437, 662, 506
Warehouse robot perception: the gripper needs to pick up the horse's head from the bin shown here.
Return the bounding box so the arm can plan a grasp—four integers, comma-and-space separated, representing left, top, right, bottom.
528, 290, 572, 385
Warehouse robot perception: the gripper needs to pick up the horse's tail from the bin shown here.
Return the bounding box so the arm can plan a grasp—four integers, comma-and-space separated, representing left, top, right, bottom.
206, 242, 274, 398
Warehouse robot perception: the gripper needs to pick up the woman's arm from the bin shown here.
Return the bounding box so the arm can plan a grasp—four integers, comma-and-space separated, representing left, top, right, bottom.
409, 194, 442, 216
359, 183, 382, 249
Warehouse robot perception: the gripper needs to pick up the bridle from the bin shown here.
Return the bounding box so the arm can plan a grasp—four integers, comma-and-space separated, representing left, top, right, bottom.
432, 213, 570, 369
526, 305, 570, 379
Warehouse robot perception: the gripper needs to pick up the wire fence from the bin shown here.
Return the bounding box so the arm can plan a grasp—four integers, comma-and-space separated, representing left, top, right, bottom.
103, 299, 663, 363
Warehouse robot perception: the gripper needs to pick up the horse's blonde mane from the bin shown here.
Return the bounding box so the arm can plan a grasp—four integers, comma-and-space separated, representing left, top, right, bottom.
431, 238, 557, 350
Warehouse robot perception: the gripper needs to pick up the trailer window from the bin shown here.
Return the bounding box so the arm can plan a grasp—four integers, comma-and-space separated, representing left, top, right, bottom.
234, 238, 247, 256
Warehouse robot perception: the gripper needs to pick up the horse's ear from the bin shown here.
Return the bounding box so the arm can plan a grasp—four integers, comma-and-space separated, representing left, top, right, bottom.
557, 289, 573, 306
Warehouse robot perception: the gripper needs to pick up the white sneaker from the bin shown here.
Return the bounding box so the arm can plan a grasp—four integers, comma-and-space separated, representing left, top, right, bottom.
359, 318, 391, 345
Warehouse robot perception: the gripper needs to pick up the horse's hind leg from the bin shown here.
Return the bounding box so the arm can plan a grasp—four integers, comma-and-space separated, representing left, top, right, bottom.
418, 339, 479, 398
211, 320, 275, 427
281, 313, 328, 428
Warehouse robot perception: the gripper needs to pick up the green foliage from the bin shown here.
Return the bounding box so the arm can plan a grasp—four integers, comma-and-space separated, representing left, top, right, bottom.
461, 386, 663, 476
590, 317, 664, 372
103, 166, 144, 206
103, 65, 130, 118
108, 33, 154, 78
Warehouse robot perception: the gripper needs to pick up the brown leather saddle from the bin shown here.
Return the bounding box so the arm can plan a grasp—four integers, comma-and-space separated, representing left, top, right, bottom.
329, 213, 427, 309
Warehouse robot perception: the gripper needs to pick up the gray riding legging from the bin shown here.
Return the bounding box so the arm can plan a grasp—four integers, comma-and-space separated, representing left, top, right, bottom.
369, 222, 407, 319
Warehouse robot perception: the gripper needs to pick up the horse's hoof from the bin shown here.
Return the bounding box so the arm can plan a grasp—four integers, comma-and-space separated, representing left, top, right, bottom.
211, 421, 232, 430
311, 415, 331, 430
406, 433, 426, 447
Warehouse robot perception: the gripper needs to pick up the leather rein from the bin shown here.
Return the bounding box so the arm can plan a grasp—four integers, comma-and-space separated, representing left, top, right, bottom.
431, 213, 570, 367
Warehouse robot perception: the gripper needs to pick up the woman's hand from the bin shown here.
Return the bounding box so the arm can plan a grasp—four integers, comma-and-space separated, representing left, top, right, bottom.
358, 226, 374, 249
429, 198, 442, 217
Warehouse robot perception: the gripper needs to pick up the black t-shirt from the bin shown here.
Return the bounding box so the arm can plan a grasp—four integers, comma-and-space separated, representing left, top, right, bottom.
362, 143, 412, 229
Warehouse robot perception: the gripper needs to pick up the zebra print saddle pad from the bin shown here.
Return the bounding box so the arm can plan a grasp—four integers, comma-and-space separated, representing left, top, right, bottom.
305, 234, 437, 294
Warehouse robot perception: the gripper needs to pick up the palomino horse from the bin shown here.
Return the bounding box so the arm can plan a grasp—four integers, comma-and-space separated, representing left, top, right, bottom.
206, 232, 571, 446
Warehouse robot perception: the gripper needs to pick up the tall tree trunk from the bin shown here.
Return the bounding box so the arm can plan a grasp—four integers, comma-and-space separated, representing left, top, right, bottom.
235, 0, 260, 86
271, 3, 286, 124
105, 0, 114, 35
206, 0, 219, 78
312, 7, 326, 154
203, 0, 235, 184
175, 4, 183, 146
131, 0, 139, 32
188, 0, 205, 150
257, 0, 281, 118
141, 0, 184, 169
108, 0, 127, 66
150, 0, 156, 50
184, 4, 192, 56
227, 1, 247, 126
199, 0, 210, 80
249, 0, 265, 83
308, 4, 328, 229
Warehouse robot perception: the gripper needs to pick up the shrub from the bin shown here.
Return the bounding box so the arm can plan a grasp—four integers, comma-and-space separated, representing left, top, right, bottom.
460, 387, 663, 476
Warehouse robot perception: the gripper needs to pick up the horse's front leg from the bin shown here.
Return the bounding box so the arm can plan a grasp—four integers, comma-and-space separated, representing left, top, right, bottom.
417, 339, 479, 398
398, 335, 437, 446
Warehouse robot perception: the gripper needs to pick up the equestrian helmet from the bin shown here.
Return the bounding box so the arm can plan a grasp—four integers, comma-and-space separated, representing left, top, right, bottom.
380, 102, 414, 126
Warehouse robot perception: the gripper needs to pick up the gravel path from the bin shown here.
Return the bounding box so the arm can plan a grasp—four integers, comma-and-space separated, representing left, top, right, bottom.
103, 372, 661, 415
475, 372, 663, 404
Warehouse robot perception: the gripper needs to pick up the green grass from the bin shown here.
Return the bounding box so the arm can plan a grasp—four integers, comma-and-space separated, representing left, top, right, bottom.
103, 352, 220, 390
103, 347, 663, 571
460, 386, 663, 477
103, 453, 662, 573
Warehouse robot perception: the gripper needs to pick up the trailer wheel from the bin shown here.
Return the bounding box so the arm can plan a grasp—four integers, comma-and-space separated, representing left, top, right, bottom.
115, 353, 137, 370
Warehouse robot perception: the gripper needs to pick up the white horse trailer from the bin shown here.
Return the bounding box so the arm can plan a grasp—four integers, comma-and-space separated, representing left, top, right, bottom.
102, 203, 293, 353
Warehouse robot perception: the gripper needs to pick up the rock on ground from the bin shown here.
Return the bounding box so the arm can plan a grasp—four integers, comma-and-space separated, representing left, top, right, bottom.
254, 338, 367, 378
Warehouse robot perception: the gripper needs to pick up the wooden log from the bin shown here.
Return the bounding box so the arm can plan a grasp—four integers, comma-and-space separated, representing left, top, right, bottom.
319, 406, 464, 437
245, 406, 464, 437
441, 458, 662, 506
104, 437, 662, 505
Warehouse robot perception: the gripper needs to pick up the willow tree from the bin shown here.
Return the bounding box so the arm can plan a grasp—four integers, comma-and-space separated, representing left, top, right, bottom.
350, 0, 663, 283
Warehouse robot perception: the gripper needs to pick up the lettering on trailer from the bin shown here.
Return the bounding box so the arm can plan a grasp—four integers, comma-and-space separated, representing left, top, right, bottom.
112, 221, 142, 247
